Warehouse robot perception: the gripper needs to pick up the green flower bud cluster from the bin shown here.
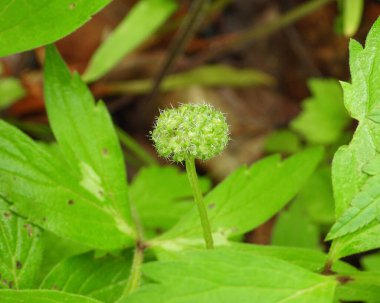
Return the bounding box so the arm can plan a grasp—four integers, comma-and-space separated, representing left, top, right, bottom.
151, 103, 229, 162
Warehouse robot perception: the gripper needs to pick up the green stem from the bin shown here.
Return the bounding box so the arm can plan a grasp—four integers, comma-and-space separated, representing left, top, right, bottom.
185, 157, 214, 249
116, 127, 157, 166
323, 238, 342, 274
121, 188, 147, 298
122, 243, 145, 297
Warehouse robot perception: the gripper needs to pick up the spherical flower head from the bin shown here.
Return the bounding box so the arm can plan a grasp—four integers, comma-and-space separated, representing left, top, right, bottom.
151, 103, 229, 162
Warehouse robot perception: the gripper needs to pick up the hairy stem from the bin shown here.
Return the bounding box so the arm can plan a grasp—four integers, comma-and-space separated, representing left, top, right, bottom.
121, 194, 147, 297
185, 157, 214, 249
122, 242, 145, 297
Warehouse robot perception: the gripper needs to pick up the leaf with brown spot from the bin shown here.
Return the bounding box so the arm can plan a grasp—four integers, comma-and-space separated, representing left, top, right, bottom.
0, 198, 43, 289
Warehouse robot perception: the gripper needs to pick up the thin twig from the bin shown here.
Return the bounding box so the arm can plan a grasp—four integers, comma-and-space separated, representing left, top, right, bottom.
281, 0, 322, 77
188, 0, 336, 67
146, 0, 211, 103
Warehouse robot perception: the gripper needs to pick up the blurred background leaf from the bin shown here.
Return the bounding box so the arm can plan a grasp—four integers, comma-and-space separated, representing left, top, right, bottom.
336, 0, 364, 37
291, 78, 350, 145
271, 200, 321, 250
263, 130, 301, 154
83, 0, 178, 82
93, 64, 274, 95
0, 78, 25, 110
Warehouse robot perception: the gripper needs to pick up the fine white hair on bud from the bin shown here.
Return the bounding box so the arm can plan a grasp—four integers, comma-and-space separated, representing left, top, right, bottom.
151, 103, 229, 162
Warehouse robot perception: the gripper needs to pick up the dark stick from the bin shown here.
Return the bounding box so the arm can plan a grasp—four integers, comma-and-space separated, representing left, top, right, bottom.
146, 0, 211, 104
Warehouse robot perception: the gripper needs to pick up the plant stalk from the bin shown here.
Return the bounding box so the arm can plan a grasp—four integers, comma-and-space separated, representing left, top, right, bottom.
122, 242, 145, 297
185, 157, 214, 249
323, 238, 341, 274
121, 190, 147, 298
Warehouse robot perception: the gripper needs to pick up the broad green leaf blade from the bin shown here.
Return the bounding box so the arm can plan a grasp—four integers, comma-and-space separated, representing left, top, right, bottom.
130, 166, 211, 233
0, 120, 133, 250
327, 174, 380, 239
122, 248, 337, 303
83, 0, 177, 82
39, 232, 90, 280
155, 243, 357, 274
40, 252, 132, 303
326, 19, 380, 256
151, 147, 323, 250
335, 271, 380, 303
0, 199, 43, 289
0, 0, 111, 57
291, 78, 350, 145
228, 243, 357, 274
0, 289, 102, 303
271, 201, 320, 250
328, 222, 380, 260
45, 45, 132, 226
0, 78, 25, 110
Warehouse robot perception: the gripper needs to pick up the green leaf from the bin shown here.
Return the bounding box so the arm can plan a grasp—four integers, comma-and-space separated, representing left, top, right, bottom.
151, 147, 323, 250
0, 120, 133, 250
47, 45, 135, 237
155, 242, 357, 274
0, 0, 111, 57
130, 166, 211, 233
83, 0, 177, 82
0, 78, 25, 110
328, 222, 380, 260
361, 253, 380, 272
326, 19, 380, 257
0, 289, 102, 303
40, 252, 132, 303
0, 198, 43, 289
271, 201, 320, 250
341, 0, 364, 37
44, 45, 134, 232
160, 65, 274, 89
263, 130, 301, 154
39, 232, 90, 280
228, 243, 357, 274
122, 248, 337, 303
0, 47, 135, 250
291, 78, 350, 145
335, 271, 380, 303
98, 65, 274, 94
328, 174, 380, 239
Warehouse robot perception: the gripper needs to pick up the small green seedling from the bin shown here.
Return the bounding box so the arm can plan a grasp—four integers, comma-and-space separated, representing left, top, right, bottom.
151, 103, 229, 248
